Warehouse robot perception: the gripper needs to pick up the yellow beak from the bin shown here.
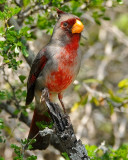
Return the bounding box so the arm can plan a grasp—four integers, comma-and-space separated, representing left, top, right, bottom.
72, 19, 84, 34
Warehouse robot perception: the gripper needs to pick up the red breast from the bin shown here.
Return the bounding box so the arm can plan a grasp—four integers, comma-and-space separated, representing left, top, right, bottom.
46, 34, 80, 93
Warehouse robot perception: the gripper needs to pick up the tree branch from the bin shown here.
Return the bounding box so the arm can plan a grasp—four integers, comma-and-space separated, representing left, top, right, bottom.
41, 88, 89, 160
0, 102, 31, 127
103, 21, 128, 47
18, 4, 44, 19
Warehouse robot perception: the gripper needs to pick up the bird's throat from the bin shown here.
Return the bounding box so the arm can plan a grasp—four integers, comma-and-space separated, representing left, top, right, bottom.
65, 33, 80, 52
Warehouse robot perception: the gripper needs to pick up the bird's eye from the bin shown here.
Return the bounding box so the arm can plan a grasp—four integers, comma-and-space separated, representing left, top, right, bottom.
63, 22, 68, 27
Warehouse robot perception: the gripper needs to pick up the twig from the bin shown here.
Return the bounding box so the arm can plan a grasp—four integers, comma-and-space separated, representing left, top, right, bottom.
94, 141, 108, 154
14, 0, 23, 7
83, 83, 109, 98
18, 5, 44, 19
83, 83, 128, 113
2, 67, 21, 108
103, 21, 128, 47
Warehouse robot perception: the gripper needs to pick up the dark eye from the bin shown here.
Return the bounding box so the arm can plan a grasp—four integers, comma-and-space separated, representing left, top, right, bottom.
63, 22, 68, 27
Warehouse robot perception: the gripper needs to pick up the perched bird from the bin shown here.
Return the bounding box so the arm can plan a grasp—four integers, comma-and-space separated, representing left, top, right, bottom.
26, 9, 84, 150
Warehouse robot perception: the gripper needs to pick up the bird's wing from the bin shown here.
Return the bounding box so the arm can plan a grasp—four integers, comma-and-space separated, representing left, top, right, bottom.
26, 49, 48, 105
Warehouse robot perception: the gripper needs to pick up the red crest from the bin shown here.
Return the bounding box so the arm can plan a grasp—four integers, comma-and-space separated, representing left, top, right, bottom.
56, 8, 65, 16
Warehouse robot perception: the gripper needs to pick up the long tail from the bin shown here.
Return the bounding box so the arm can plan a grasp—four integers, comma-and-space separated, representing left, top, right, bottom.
28, 109, 51, 150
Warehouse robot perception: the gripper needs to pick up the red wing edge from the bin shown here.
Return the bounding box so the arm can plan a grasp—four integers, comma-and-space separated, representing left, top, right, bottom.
26, 55, 48, 105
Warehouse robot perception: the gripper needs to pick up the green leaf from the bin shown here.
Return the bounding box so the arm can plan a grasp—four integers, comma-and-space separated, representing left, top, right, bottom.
36, 120, 53, 130
71, 102, 80, 112
0, 156, 4, 160
91, 0, 103, 6
22, 109, 28, 117
19, 26, 30, 36
62, 152, 70, 160
81, 94, 88, 105
21, 45, 29, 57
95, 19, 101, 25
0, 91, 6, 100
10, 6, 21, 16
13, 109, 20, 115
43, 0, 50, 5
0, 6, 21, 20
23, 0, 30, 7
117, 0, 123, 4
28, 144, 33, 150
85, 144, 97, 158
107, 100, 114, 114
4, 59, 10, 63
74, 84, 81, 91
0, 27, 4, 35
0, 119, 4, 129
19, 75, 26, 83
118, 78, 128, 89
26, 155, 37, 160
115, 14, 128, 36
103, 16, 110, 20
0, 0, 6, 4
21, 90, 27, 97
84, 79, 102, 84
109, 89, 123, 103
91, 97, 100, 106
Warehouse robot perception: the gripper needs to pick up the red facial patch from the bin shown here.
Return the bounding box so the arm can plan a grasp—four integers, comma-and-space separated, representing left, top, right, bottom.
61, 18, 80, 30
56, 8, 65, 16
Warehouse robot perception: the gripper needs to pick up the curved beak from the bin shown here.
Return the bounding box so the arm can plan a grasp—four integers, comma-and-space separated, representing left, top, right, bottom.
72, 19, 84, 34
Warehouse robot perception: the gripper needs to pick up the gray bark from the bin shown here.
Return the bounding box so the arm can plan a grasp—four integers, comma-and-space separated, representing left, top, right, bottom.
40, 89, 89, 160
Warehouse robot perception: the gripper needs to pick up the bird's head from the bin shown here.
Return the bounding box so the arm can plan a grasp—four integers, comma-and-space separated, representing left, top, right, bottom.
51, 9, 84, 45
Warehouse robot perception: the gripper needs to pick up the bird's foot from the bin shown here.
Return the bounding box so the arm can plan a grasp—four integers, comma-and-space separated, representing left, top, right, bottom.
40, 88, 49, 103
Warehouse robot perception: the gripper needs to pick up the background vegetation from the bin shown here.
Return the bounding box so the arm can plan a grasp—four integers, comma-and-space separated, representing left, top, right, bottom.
0, 0, 128, 159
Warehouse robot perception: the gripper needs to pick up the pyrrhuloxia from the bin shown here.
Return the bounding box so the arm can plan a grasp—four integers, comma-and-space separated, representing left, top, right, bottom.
26, 9, 84, 150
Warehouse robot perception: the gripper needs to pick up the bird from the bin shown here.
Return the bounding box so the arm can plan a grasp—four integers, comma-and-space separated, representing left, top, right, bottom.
26, 8, 84, 150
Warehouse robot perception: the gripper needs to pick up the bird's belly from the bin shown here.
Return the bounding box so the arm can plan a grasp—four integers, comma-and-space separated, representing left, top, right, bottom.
45, 49, 81, 93
46, 66, 75, 93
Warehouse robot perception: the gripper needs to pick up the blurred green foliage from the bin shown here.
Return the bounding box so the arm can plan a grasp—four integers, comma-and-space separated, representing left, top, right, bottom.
11, 138, 37, 159
0, 119, 5, 143
86, 144, 128, 160
115, 14, 128, 35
